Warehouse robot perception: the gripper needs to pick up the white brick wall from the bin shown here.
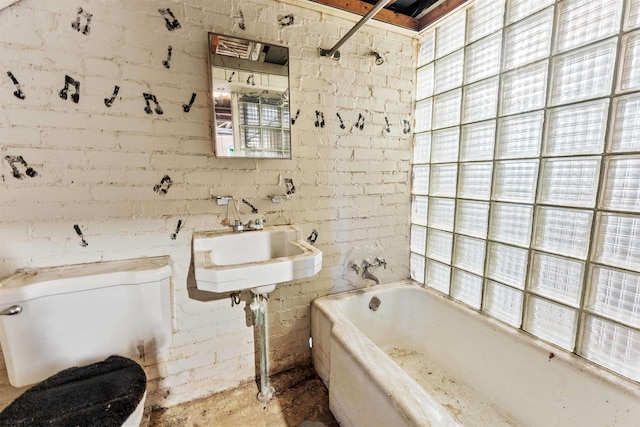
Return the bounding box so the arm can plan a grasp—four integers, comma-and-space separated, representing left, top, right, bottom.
0, 0, 415, 409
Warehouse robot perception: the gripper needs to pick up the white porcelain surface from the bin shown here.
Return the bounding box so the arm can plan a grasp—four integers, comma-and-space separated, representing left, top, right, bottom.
193, 225, 322, 294
0, 256, 173, 387
311, 281, 640, 427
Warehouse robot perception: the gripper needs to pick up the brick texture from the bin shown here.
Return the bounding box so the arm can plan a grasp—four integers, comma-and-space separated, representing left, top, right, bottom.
0, 0, 415, 409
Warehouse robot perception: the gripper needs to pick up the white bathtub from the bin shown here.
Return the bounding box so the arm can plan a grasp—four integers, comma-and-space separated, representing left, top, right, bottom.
311, 281, 640, 426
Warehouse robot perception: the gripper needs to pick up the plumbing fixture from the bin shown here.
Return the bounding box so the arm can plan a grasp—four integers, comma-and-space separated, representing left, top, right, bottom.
362, 257, 386, 284
362, 268, 380, 284
230, 292, 241, 306
371, 51, 384, 65
250, 293, 275, 403
369, 296, 381, 311
348, 260, 361, 275
319, 0, 393, 60
216, 196, 233, 206
0, 305, 22, 316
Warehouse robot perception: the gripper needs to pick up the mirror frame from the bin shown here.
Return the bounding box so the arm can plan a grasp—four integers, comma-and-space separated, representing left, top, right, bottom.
208, 32, 292, 159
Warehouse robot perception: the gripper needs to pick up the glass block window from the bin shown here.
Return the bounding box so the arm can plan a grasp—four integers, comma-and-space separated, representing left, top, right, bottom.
412, 0, 640, 382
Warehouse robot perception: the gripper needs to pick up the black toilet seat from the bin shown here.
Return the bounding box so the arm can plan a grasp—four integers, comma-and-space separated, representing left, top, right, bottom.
0, 355, 146, 427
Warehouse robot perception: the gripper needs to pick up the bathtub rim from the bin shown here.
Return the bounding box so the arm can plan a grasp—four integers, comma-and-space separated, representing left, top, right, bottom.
312, 279, 640, 399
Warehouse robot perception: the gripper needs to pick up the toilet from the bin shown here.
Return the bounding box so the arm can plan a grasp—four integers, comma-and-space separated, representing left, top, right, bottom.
0, 256, 173, 426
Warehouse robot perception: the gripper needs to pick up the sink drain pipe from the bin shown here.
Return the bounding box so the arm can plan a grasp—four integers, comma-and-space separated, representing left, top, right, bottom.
251, 293, 274, 402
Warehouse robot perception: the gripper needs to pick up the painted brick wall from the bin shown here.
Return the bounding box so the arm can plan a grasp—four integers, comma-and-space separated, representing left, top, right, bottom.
0, 0, 416, 409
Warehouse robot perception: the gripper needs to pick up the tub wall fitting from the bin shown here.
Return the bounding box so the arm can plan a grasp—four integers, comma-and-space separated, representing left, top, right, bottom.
0, 0, 414, 410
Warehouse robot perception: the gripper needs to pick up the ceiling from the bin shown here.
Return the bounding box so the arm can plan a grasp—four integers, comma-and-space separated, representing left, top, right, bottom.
306, 0, 469, 32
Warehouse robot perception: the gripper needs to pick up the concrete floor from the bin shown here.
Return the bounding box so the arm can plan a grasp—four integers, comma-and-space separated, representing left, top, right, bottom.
145, 365, 339, 427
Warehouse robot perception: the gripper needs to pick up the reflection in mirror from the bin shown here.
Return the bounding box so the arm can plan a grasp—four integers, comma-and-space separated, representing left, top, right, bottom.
209, 33, 291, 159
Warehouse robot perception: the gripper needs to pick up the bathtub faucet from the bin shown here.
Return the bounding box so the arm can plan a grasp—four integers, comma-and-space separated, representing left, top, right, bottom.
362, 257, 386, 284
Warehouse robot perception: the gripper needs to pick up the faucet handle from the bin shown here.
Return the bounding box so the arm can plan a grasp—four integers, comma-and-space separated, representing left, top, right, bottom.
375, 257, 387, 269
349, 261, 361, 274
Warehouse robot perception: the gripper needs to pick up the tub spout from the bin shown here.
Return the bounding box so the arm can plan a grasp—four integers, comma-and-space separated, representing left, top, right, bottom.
362, 268, 380, 284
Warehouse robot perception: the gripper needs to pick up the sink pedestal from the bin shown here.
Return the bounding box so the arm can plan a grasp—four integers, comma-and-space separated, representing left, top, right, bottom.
250, 292, 274, 403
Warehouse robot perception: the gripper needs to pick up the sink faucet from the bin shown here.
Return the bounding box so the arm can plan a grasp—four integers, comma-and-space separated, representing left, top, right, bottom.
230, 217, 266, 232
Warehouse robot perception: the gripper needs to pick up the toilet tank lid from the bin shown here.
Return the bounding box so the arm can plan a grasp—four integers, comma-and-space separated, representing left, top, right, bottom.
0, 256, 172, 304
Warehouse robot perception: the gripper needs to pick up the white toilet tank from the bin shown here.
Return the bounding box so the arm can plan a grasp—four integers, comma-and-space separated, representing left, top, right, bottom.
0, 256, 173, 387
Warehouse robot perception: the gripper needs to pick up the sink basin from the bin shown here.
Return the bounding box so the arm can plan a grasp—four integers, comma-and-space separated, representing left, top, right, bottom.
193, 225, 322, 294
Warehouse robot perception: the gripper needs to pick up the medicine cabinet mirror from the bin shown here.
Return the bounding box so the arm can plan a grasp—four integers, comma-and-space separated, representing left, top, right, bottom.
208, 33, 291, 159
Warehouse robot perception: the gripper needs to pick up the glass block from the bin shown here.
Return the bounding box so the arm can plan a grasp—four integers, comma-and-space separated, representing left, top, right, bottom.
506, 0, 554, 24
456, 200, 490, 238
545, 99, 609, 156
460, 120, 496, 161
555, 0, 623, 53
462, 77, 499, 124
483, 280, 524, 327
413, 132, 431, 164
465, 31, 502, 84
503, 8, 553, 71
410, 224, 427, 255
411, 195, 428, 226
426, 259, 451, 294
435, 50, 464, 94
493, 160, 539, 203
487, 242, 529, 289
430, 163, 458, 197
453, 234, 486, 275
538, 157, 601, 208
530, 252, 585, 306
593, 213, 640, 272
431, 127, 459, 163
501, 61, 548, 116
610, 93, 640, 153
534, 206, 593, 259
410, 253, 426, 283
416, 63, 434, 100
580, 316, 640, 381
587, 265, 640, 328
550, 38, 617, 106
490, 202, 533, 247
415, 99, 432, 133
412, 165, 430, 195
496, 111, 543, 159
418, 30, 435, 67
525, 296, 578, 350
428, 197, 455, 231
466, 0, 505, 44
433, 89, 461, 130
426, 229, 453, 264
452, 269, 483, 309
627, 0, 640, 31
458, 162, 493, 200
436, 9, 466, 59
601, 156, 640, 213
619, 31, 640, 93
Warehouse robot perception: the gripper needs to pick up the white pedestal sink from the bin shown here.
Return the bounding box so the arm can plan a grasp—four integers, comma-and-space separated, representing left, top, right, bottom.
193, 225, 322, 295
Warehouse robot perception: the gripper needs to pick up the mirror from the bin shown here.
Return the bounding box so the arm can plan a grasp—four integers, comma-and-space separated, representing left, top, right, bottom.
208, 33, 291, 159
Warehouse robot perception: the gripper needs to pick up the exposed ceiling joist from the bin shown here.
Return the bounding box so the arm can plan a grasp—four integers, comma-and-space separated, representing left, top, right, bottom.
306, 0, 470, 32
310, 0, 418, 30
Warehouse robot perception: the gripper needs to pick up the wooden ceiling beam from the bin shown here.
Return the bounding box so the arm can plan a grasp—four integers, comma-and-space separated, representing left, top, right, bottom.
309, 0, 419, 31
417, 0, 469, 30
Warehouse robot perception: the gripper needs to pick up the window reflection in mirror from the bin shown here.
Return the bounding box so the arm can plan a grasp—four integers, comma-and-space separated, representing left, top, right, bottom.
209, 33, 291, 159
